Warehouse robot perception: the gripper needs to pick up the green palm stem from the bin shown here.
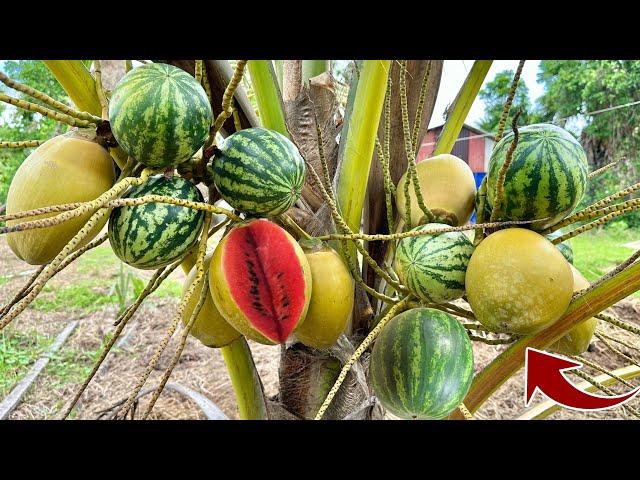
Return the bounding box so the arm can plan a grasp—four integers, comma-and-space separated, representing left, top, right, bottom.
335, 60, 391, 262
220, 338, 269, 420
273, 60, 284, 91
43, 60, 102, 116
246, 60, 288, 136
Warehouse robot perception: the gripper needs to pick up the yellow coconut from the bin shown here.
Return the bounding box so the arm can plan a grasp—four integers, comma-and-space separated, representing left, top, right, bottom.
294, 240, 354, 349
6, 131, 115, 265
465, 228, 573, 335
395, 154, 476, 227
549, 265, 598, 355
181, 254, 241, 348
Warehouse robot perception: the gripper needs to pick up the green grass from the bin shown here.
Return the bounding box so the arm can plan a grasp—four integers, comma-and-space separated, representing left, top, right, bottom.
77, 244, 119, 275
0, 241, 181, 416
0, 329, 53, 398
570, 228, 638, 297
28, 242, 181, 313
43, 331, 124, 419
153, 278, 182, 299
77, 244, 181, 300
32, 281, 117, 313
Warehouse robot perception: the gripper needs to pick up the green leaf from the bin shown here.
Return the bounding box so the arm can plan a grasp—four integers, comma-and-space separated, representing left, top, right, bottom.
42, 60, 101, 116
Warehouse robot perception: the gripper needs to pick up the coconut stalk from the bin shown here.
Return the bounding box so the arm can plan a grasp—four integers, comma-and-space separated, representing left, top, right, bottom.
330, 61, 391, 334
221, 338, 269, 420
366, 60, 443, 297
449, 260, 640, 418
433, 60, 492, 155
274, 60, 284, 90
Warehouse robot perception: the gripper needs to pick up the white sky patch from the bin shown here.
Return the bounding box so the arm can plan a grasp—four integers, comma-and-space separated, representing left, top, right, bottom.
429, 60, 542, 129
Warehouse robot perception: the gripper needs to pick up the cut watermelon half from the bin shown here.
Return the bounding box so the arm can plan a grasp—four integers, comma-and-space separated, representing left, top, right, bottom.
210, 219, 312, 345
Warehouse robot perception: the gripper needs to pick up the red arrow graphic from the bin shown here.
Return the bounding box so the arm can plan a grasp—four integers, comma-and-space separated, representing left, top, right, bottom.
525, 347, 640, 411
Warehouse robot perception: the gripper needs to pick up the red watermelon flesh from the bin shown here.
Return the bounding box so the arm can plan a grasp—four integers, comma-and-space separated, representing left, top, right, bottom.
222, 219, 307, 343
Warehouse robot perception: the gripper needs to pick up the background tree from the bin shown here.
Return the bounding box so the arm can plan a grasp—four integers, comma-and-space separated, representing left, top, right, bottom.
537, 60, 640, 227
477, 69, 539, 133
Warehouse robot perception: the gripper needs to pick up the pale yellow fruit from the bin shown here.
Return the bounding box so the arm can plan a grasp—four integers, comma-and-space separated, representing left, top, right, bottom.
465, 228, 573, 335
294, 241, 354, 349
549, 265, 598, 355
395, 154, 476, 227
6, 132, 115, 265
182, 254, 241, 348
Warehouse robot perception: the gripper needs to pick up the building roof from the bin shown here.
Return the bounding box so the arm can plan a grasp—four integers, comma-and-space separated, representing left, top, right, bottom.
428, 123, 490, 136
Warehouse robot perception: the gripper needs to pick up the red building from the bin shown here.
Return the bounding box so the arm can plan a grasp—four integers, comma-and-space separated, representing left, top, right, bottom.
417, 123, 494, 185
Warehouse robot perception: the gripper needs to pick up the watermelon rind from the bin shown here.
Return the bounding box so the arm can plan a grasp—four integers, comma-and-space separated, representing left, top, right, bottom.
486, 123, 588, 229
109, 63, 212, 169
212, 127, 305, 217
395, 223, 474, 303
108, 175, 205, 269
370, 308, 474, 420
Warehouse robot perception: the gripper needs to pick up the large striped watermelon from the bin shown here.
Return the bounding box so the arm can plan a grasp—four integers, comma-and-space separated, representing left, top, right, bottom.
108, 175, 205, 269
109, 63, 212, 169
212, 128, 305, 217
370, 308, 474, 420
486, 123, 588, 229
394, 223, 474, 304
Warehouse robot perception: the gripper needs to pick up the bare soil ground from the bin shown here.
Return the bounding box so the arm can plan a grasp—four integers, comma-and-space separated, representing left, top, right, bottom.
1, 238, 639, 420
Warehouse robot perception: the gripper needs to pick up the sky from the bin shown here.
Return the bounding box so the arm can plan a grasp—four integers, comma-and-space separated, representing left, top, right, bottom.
429, 60, 542, 129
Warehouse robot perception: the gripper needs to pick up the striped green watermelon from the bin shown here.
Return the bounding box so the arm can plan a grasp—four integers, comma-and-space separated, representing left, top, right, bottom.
108, 175, 205, 269
546, 230, 574, 264
395, 223, 474, 304
212, 128, 305, 217
486, 123, 588, 230
109, 63, 212, 169
370, 308, 474, 420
